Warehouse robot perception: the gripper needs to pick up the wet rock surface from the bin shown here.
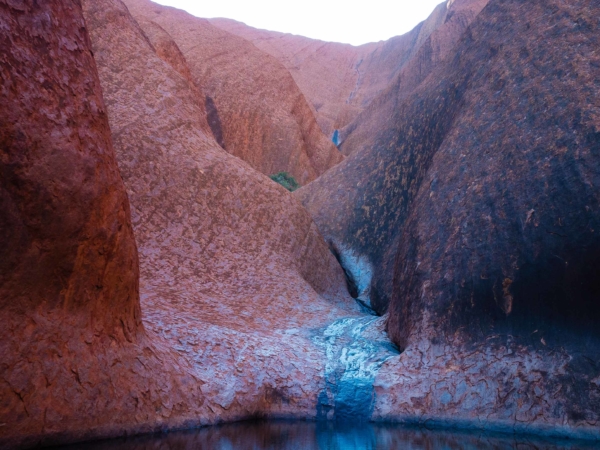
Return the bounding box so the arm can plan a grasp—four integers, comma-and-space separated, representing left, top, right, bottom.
121, 0, 343, 186
299, 0, 600, 437
313, 317, 399, 421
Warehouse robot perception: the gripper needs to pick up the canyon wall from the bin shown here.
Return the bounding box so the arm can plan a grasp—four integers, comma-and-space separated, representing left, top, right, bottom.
1, 0, 359, 446
299, 0, 600, 437
212, 0, 487, 141
121, 0, 343, 186
0, 1, 191, 446
1, 0, 599, 446
297, 0, 490, 313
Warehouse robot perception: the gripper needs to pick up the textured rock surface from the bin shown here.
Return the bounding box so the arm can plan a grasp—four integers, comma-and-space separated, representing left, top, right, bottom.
57, 421, 600, 449
297, 0, 490, 313
0, 1, 189, 446
300, 0, 600, 437
0, 0, 367, 447
2, 0, 600, 446
79, 0, 386, 443
212, 0, 480, 140
121, 0, 343, 186
340, 0, 489, 154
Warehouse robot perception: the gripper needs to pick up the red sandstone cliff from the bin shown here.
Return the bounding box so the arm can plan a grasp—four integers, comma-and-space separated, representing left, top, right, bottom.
340, 0, 489, 154
211, 0, 484, 140
1, 0, 358, 446
0, 1, 191, 445
121, 0, 343, 186
2, 0, 600, 445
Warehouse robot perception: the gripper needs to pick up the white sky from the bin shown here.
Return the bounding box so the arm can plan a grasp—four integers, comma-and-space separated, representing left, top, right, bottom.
152, 0, 446, 46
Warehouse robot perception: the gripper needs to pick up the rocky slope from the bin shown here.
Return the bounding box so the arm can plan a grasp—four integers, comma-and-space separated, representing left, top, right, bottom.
212, 0, 486, 141
210, 18, 377, 138
121, 0, 343, 186
1, 0, 599, 446
299, 0, 600, 438
340, 0, 489, 154
0, 0, 369, 446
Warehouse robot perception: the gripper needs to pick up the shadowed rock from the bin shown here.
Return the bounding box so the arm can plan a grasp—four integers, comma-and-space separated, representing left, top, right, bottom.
300, 0, 600, 436
386, 0, 600, 356
340, 0, 489, 155
297, 0, 491, 314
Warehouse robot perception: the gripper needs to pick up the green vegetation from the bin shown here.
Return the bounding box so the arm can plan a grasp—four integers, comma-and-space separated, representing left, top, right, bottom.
269, 172, 300, 192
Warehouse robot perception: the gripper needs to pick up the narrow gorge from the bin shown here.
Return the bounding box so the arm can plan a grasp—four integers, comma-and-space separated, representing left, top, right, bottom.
1, 0, 599, 448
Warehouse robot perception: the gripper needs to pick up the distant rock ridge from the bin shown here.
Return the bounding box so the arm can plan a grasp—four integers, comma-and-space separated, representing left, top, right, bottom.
121, 0, 343, 186
211, 0, 467, 139
340, 0, 489, 155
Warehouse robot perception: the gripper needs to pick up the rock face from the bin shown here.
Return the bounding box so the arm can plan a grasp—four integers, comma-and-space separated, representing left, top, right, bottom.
212, 0, 486, 141
297, 0, 491, 314
0, 0, 156, 445
0, 0, 139, 332
2, 0, 600, 445
340, 0, 489, 154
0, 0, 366, 446
121, 0, 343, 186
300, 0, 600, 437
210, 18, 377, 138
75, 0, 386, 443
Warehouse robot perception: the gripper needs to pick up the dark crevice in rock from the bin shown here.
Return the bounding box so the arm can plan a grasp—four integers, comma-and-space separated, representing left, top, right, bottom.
328, 240, 376, 315
205, 95, 226, 149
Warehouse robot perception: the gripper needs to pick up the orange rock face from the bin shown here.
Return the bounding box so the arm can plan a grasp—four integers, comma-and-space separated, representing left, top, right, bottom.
0, 0, 147, 444
121, 0, 343, 186
1, 0, 358, 446
212, 1, 473, 140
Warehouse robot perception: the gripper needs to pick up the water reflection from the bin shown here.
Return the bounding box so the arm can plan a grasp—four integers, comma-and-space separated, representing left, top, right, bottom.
62, 421, 600, 450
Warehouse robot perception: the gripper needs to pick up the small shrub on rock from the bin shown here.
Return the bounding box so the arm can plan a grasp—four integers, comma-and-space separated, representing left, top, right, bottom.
269, 172, 300, 192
